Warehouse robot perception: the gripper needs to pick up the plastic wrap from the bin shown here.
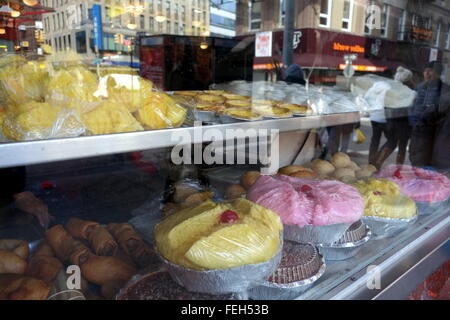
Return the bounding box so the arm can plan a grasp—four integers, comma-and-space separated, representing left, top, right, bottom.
154, 198, 282, 272
2, 102, 85, 141
352, 178, 417, 219
362, 215, 417, 239
0, 56, 48, 108
247, 175, 364, 229
376, 165, 450, 203
351, 74, 417, 109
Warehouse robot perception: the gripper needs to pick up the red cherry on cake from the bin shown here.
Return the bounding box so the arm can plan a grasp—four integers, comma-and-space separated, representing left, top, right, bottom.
220, 210, 239, 224
394, 169, 403, 179
301, 185, 312, 193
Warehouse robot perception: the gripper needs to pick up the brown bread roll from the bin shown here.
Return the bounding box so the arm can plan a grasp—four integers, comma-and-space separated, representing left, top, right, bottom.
88, 225, 118, 257
45, 225, 77, 262
0, 250, 27, 274
225, 184, 247, 200
81, 256, 136, 286
0, 239, 29, 260
240, 171, 261, 190
0, 274, 52, 300
64, 218, 99, 240
26, 256, 63, 283
33, 241, 56, 257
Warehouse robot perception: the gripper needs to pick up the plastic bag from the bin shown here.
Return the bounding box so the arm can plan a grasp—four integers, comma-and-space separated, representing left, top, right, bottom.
353, 128, 366, 144
154, 198, 282, 270
2, 102, 85, 141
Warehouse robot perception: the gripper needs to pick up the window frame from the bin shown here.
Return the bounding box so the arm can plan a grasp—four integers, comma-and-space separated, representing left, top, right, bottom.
319, 0, 333, 28
341, 0, 353, 32
248, 1, 262, 31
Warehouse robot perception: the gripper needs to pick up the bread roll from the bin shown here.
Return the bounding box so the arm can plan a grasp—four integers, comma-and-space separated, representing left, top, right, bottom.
180, 191, 214, 209
88, 225, 118, 257
26, 256, 63, 283
173, 185, 200, 204
360, 164, 378, 173
33, 241, 56, 257
0, 274, 52, 300
289, 170, 317, 179
355, 169, 373, 179
277, 165, 308, 176
347, 161, 361, 171
64, 218, 99, 240
334, 168, 356, 179
0, 250, 27, 274
312, 160, 335, 175
81, 256, 136, 286
240, 171, 261, 189
225, 184, 246, 200
331, 152, 351, 169
0, 240, 29, 260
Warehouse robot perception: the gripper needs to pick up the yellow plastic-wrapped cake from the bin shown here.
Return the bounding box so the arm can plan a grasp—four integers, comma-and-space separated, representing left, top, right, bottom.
155, 198, 282, 270
352, 178, 417, 219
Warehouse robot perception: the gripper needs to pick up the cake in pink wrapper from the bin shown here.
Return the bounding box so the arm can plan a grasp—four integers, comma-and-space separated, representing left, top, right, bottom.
247, 175, 364, 227
376, 165, 450, 202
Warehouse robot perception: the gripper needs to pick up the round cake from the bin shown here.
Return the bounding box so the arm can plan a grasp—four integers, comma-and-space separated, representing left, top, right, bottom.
116, 271, 237, 300
352, 178, 417, 219
246, 175, 364, 227
375, 165, 450, 202
154, 198, 282, 270
267, 241, 323, 285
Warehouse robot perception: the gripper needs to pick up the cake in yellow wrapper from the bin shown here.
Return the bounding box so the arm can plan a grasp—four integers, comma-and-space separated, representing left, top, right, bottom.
155, 198, 283, 271
135, 91, 186, 129
107, 77, 154, 113
3, 102, 85, 141
82, 101, 143, 135
352, 178, 417, 219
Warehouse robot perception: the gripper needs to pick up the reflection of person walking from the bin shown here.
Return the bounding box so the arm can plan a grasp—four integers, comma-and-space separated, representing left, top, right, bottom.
368, 107, 388, 166
409, 61, 448, 167
373, 67, 415, 168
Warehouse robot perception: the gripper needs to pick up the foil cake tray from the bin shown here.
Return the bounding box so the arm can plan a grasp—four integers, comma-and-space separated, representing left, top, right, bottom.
155, 240, 283, 295
247, 241, 326, 300
116, 271, 243, 300
362, 214, 417, 239
283, 222, 353, 245
317, 220, 372, 261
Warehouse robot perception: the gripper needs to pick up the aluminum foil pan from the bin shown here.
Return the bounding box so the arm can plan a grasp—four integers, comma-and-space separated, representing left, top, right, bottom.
116, 271, 245, 300
362, 214, 417, 239
155, 240, 283, 294
247, 242, 326, 300
193, 110, 217, 123
284, 222, 353, 245
416, 197, 449, 216
218, 114, 262, 124
317, 223, 372, 261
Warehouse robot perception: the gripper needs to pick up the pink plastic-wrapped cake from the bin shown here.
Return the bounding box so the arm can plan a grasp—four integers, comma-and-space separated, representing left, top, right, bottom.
247, 175, 364, 227
376, 165, 450, 202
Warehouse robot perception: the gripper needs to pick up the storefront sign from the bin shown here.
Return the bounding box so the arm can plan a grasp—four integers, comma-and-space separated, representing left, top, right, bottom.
333, 42, 365, 53
429, 48, 438, 62
338, 64, 387, 72
411, 26, 432, 42
92, 4, 103, 51
255, 31, 272, 57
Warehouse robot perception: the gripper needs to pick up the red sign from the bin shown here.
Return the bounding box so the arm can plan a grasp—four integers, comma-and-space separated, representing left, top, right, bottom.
140, 47, 165, 89
333, 42, 365, 53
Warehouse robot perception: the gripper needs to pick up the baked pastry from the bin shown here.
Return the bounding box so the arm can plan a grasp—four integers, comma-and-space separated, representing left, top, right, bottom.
0, 274, 52, 300
88, 225, 118, 257
253, 106, 293, 118
0, 250, 27, 274
225, 184, 247, 199
289, 170, 317, 179
195, 94, 225, 105
347, 161, 361, 171
376, 165, 450, 202
240, 171, 261, 190
355, 168, 373, 179
224, 108, 263, 120
225, 100, 251, 109
180, 191, 214, 209
68, 240, 93, 266
311, 159, 335, 176
278, 165, 309, 176
155, 198, 282, 270
277, 103, 311, 114
80, 256, 137, 286
162, 203, 182, 217
33, 241, 56, 257
174, 91, 199, 97
195, 104, 224, 113
64, 218, 99, 240
0, 239, 29, 260
117, 271, 237, 300
352, 178, 417, 219
331, 152, 351, 169
360, 164, 378, 174
334, 168, 356, 179
222, 94, 249, 100
26, 256, 63, 283
247, 175, 364, 227
203, 90, 227, 96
